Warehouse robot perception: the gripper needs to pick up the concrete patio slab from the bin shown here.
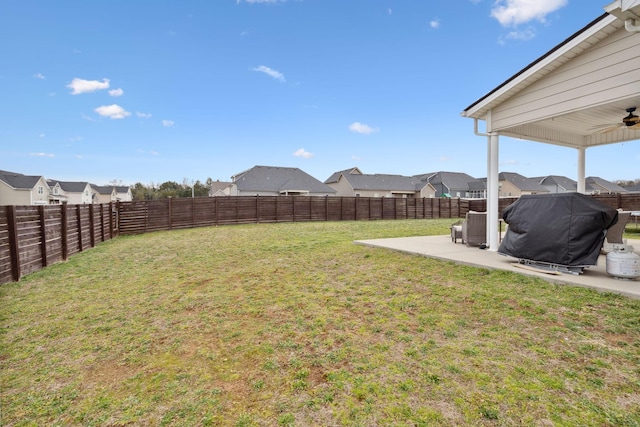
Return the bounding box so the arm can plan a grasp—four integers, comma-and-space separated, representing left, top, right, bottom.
355, 235, 640, 299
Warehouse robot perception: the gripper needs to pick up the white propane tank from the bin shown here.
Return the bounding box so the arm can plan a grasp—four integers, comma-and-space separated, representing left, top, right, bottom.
606, 245, 640, 280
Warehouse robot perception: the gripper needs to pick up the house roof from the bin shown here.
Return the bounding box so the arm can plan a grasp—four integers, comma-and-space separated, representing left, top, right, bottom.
48, 180, 90, 192
324, 167, 362, 184
419, 171, 482, 192
339, 173, 425, 192
0, 170, 46, 190
586, 176, 629, 192
232, 166, 336, 194
209, 181, 232, 193
500, 172, 549, 192
537, 175, 579, 192
91, 185, 114, 195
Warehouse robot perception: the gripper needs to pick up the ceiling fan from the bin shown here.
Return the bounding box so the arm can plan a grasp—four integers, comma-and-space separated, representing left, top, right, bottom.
592, 107, 640, 133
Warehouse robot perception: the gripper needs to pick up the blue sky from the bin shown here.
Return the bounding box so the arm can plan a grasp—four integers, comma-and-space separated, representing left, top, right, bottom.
2, 0, 637, 186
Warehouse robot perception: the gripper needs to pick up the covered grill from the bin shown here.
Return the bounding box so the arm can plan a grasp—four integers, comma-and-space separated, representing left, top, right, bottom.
498, 193, 618, 272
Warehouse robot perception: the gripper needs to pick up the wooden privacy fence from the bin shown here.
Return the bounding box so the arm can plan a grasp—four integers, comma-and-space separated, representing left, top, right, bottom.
0, 203, 117, 284
2, 193, 639, 284
117, 196, 473, 235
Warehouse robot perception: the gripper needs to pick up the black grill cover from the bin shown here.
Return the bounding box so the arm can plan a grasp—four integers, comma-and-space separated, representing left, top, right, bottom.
498, 193, 618, 266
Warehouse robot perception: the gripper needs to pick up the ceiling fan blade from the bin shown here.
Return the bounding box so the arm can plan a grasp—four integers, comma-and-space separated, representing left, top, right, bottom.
589, 123, 618, 130
601, 124, 625, 133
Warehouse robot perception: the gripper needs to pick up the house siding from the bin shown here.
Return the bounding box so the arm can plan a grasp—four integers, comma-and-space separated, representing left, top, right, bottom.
0, 177, 50, 206
328, 177, 357, 197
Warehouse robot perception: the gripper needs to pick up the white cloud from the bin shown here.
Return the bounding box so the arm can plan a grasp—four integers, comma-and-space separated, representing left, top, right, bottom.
430, 20, 440, 29
29, 152, 55, 158
293, 148, 314, 159
252, 65, 286, 82
162, 120, 175, 127
150, 150, 160, 156
491, 0, 568, 27
38, 133, 45, 138
348, 122, 379, 135
500, 159, 519, 166
67, 78, 110, 95
94, 104, 131, 119
136, 112, 152, 118
439, 156, 452, 162
109, 88, 124, 97
501, 28, 536, 43
33, 73, 45, 80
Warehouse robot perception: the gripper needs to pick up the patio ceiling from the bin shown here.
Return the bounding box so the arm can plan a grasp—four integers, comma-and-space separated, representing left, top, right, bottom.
462, 2, 640, 150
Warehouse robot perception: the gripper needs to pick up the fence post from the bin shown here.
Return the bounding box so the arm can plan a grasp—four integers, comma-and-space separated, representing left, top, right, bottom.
39, 205, 48, 267
7, 206, 21, 282
292, 196, 296, 222
214, 197, 218, 226
256, 196, 259, 224
99, 204, 105, 242
89, 204, 96, 248
168, 198, 173, 230
76, 205, 84, 252
192, 197, 196, 227
61, 204, 68, 260
326, 196, 329, 221
354, 197, 358, 220
110, 202, 116, 238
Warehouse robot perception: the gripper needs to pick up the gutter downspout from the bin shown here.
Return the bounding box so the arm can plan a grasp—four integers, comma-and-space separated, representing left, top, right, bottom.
625, 18, 640, 32
474, 118, 500, 251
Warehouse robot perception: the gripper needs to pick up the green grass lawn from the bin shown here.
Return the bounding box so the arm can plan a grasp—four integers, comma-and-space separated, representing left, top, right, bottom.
2, 219, 640, 426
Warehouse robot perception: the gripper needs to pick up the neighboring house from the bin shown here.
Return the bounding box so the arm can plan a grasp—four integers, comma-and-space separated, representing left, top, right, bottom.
229, 165, 336, 196
417, 171, 484, 198
536, 175, 579, 194
325, 167, 435, 198
209, 181, 233, 197
0, 170, 50, 206
585, 176, 629, 194
47, 180, 93, 204
498, 172, 549, 197
47, 181, 66, 204
91, 185, 115, 203
115, 186, 133, 202
91, 185, 132, 203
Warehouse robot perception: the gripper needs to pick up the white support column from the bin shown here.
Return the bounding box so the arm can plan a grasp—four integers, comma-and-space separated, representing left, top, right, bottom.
487, 133, 500, 251
577, 147, 586, 194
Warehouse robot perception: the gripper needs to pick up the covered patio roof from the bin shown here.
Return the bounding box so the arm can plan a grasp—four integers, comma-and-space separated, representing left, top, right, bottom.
461, 0, 640, 251
463, 0, 640, 149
